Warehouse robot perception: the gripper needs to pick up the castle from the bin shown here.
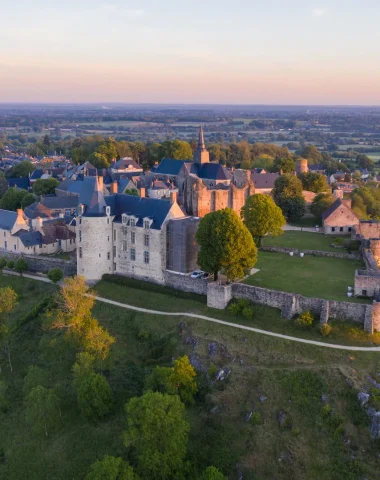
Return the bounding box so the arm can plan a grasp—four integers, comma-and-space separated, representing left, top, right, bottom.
153, 126, 255, 217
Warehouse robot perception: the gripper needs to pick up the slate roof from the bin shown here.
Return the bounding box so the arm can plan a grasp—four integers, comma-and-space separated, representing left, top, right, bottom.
56, 178, 84, 195
24, 202, 53, 219
309, 164, 326, 172
41, 196, 78, 209
30, 169, 44, 180
154, 158, 190, 176
197, 163, 232, 181
321, 198, 359, 221
80, 177, 107, 217
105, 194, 173, 230
8, 177, 30, 189
113, 158, 142, 170
18, 231, 42, 247
251, 172, 279, 189
0, 210, 17, 230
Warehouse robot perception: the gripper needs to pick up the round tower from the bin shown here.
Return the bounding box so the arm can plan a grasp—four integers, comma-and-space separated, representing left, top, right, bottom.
296, 158, 309, 174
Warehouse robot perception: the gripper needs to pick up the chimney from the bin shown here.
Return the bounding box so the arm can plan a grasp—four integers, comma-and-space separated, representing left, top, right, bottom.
16, 209, 24, 221
139, 187, 146, 198
98, 176, 104, 191
111, 180, 118, 194
170, 191, 178, 204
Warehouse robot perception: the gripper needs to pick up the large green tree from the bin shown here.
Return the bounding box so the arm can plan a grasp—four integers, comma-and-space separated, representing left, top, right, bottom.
273, 175, 306, 222
196, 208, 257, 281
5, 161, 36, 179
299, 172, 329, 193
199, 466, 226, 480
310, 193, 335, 221
85, 456, 138, 480
32, 178, 60, 196
25, 385, 60, 436
270, 157, 295, 173
73, 369, 113, 420
242, 194, 285, 247
124, 391, 189, 480
0, 188, 35, 211
299, 145, 322, 164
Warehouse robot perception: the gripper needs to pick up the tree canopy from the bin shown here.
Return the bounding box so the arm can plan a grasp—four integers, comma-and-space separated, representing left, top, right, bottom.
196, 208, 258, 281
124, 391, 189, 480
310, 193, 336, 221
5, 161, 36, 179
299, 172, 329, 193
273, 175, 306, 222
0, 188, 36, 211
352, 185, 380, 220
32, 178, 60, 196
85, 456, 138, 480
242, 194, 285, 246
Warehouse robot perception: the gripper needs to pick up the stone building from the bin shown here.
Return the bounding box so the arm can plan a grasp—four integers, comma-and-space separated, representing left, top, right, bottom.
76, 176, 186, 283
321, 198, 359, 234
153, 126, 255, 217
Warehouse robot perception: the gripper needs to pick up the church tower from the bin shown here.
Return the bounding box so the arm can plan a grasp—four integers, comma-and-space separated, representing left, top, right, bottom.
193, 125, 210, 164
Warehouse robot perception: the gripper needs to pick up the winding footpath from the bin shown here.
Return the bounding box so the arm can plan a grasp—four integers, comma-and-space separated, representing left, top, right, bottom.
5, 271, 380, 352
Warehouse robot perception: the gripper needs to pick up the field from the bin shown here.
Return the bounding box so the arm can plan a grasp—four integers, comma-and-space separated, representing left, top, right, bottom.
244, 251, 365, 302
1, 276, 380, 479
263, 231, 347, 252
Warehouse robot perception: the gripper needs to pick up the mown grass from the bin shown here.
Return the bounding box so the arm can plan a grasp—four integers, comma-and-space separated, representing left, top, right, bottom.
244, 251, 367, 303
1, 277, 380, 479
263, 231, 349, 252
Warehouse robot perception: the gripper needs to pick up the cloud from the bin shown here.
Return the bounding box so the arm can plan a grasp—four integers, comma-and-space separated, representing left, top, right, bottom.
96, 4, 143, 16
312, 8, 325, 17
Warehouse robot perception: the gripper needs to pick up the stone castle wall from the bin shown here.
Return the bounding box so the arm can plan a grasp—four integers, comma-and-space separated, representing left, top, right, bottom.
0, 249, 76, 275
261, 245, 361, 261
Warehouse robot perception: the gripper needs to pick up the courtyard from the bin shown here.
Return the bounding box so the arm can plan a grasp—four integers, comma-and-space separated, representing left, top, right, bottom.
243, 251, 367, 303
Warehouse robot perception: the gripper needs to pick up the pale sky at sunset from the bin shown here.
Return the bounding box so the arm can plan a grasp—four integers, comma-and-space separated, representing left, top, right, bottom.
1, 0, 380, 104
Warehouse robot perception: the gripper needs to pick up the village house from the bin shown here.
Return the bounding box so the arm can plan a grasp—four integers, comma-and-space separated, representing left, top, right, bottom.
321, 198, 359, 234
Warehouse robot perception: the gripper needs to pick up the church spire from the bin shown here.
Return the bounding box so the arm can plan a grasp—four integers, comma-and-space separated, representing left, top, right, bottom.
193, 125, 210, 164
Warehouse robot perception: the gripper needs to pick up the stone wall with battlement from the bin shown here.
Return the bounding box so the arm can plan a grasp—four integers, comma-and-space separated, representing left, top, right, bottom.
0, 250, 76, 275
261, 246, 361, 261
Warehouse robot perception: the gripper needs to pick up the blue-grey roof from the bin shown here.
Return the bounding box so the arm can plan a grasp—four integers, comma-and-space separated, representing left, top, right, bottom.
18, 231, 42, 247
197, 163, 232, 181
8, 177, 30, 189
41, 196, 78, 209
0, 209, 17, 230
154, 158, 190, 176
118, 178, 136, 193
80, 177, 107, 217
30, 169, 44, 180
113, 158, 141, 170
56, 178, 84, 195
105, 194, 172, 230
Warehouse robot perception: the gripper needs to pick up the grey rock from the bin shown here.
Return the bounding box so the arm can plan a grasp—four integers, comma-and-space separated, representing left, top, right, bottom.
366, 375, 380, 390
369, 410, 380, 439
245, 411, 253, 422
189, 354, 207, 372
239, 359, 244, 366
208, 342, 218, 356
277, 410, 291, 429
358, 392, 370, 407
210, 406, 219, 414
321, 394, 329, 404
259, 396, 267, 403
216, 367, 231, 381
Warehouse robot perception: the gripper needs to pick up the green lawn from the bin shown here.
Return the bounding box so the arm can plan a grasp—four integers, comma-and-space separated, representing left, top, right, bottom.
287, 217, 320, 228
244, 251, 366, 302
263, 231, 349, 252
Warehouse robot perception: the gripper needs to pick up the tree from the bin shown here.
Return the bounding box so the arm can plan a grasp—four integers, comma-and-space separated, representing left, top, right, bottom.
73, 371, 113, 420
310, 193, 335, 221
47, 267, 64, 284
25, 385, 60, 436
145, 366, 175, 395
0, 380, 9, 412
89, 152, 110, 169
270, 157, 295, 173
6, 260, 14, 270
0, 188, 35, 211
299, 172, 329, 193
0, 287, 18, 372
82, 317, 115, 366
242, 194, 285, 247
124, 188, 139, 196
0, 258, 6, 274
299, 145, 322, 164
14, 257, 28, 276
85, 456, 138, 480
43, 134, 51, 147
273, 175, 306, 222
357, 154, 374, 171
5, 161, 36, 179
199, 466, 226, 480
32, 178, 60, 196
23, 365, 49, 395
196, 208, 257, 281
0, 173, 8, 199
124, 392, 189, 480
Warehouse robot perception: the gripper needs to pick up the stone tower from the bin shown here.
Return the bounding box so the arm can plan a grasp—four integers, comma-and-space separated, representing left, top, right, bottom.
77, 176, 114, 282
193, 125, 210, 164
296, 158, 309, 174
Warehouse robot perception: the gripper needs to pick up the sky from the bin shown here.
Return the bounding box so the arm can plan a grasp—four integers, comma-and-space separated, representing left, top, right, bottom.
0, 0, 380, 104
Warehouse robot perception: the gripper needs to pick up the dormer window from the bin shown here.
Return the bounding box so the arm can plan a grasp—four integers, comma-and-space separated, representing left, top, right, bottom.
122, 214, 127, 225
106, 206, 111, 216
144, 220, 150, 230
130, 218, 136, 227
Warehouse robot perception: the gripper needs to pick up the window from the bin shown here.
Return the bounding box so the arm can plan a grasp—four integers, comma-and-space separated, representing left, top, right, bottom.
79, 230, 82, 242
79, 219, 82, 225
107, 252, 110, 260
39, 243, 42, 248
144, 234, 149, 247
144, 251, 149, 264
107, 218, 110, 224
114, 230, 116, 241
113, 246, 116, 257
108, 236, 110, 242
348, 227, 352, 232
130, 248, 136, 261
14, 244, 16, 251
144, 220, 150, 229
332, 227, 335, 232
122, 240, 128, 251
122, 226, 128, 236
113, 262, 116, 271
131, 232, 135, 244
106, 206, 111, 216
65, 209, 70, 216
122, 215, 127, 225
339, 227, 344, 232
130, 218, 136, 227
79, 247, 82, 258
3, 232, 5, 237
362, 289, 367, 296
4, 241, 7, 250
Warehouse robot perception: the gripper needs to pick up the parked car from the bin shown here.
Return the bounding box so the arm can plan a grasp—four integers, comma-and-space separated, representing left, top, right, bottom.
190, 270, 204, 279
200, 272, 210, 279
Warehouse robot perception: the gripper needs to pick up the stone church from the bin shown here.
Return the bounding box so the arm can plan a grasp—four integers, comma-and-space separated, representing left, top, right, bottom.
153, 126, 255, 217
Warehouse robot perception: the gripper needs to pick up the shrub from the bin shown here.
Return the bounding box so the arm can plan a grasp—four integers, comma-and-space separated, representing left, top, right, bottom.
295, 311, 314, 328
320, 323, 332, 336
47, 268, 64, 284
6, 260, 14, 270
0, 258, 6, 271
251, 411, 261, 425
138, 329, 151, 341
227, 302, 242, 316
242, 307, 254, 320
14, 258, 28, 275
208, 363, 217, 378
321, 404, 332, 417
236, 298, 251, 309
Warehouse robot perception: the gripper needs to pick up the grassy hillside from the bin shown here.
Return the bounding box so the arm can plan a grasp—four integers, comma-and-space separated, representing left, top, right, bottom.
0, 276, 380, 479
